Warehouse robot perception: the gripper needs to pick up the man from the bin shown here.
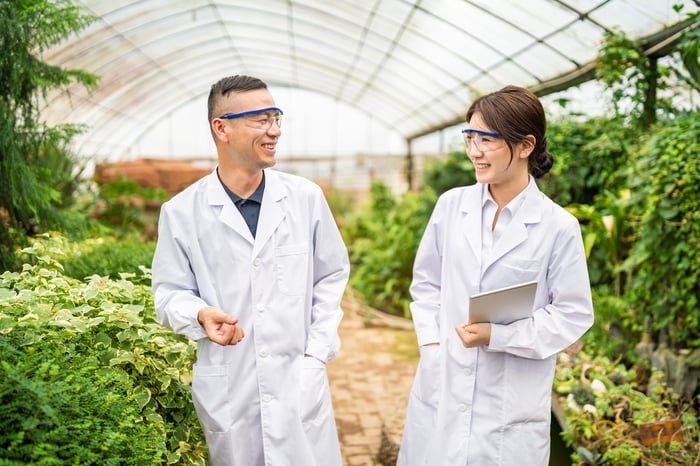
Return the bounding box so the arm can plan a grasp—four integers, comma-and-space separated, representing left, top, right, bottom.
152, 75, 349, 466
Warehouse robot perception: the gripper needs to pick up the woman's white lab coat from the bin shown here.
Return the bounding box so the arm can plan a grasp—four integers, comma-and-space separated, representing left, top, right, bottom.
397, 180, 594, 466
152, 168, 349, 466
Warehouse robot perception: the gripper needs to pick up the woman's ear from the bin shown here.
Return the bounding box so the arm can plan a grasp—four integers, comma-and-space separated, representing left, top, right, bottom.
519, 135, 536, 158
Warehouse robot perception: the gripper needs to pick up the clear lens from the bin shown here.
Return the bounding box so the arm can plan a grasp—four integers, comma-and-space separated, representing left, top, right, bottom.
462, 130, 502, 152
247, 112, 282, 130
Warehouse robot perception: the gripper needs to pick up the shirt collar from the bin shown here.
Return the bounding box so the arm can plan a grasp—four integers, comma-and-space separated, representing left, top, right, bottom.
217, 169, 266, 204
481, 176, 535, 214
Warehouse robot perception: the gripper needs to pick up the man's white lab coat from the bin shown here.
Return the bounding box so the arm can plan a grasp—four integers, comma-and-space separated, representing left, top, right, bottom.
152, 168, 349, 466
398, 180, 594, 465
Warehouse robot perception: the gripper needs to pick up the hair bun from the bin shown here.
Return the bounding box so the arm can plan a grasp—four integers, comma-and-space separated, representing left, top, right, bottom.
531, 150, 553, 178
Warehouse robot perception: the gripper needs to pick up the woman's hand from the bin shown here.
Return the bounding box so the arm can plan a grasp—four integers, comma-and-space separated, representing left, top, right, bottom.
455, 322, 491, 348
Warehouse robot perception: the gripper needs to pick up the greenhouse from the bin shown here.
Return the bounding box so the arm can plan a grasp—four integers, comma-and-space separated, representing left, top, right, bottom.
1, 0, 700, 465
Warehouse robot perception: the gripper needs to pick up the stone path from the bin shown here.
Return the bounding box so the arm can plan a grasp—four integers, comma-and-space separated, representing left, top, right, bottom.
327, 292, 419, 466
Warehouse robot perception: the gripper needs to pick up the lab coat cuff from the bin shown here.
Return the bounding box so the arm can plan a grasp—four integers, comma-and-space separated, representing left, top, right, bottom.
485, 323, 510, 352
416, 328, 441, 347
186, 304, 209, 341
303, 355, 327, 368
304, 342, 330, 364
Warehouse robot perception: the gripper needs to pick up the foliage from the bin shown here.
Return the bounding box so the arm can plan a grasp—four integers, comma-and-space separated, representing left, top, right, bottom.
0, 0, 98, 271
421, 149, 476, 195
346, 181, 436, 318
0, 234, 207, 464
323, 186, 358, 233
596, 28, 655, 124
58, 234, 156, 283
674, 10, 700, 92
342, 180, 396, 243
539, 117, 636, 207
566, 189, 635, 293
579, 289, 644, 366
0, 340, 164, 465
554, 352, 700, 466
622, 113, 700, 351
89, 176, 168, 238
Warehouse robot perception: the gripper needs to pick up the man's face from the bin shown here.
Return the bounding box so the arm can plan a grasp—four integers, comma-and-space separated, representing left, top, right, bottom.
213, 88, 282, 170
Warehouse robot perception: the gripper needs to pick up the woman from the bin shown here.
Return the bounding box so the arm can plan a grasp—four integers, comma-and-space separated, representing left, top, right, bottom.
397, 85, 594, 465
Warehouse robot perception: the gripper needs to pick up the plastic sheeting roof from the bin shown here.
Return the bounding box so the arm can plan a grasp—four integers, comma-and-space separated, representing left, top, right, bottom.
43, 0, 699, 159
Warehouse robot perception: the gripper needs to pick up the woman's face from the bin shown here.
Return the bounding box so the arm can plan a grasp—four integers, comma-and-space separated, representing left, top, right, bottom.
466, 112, 531, 190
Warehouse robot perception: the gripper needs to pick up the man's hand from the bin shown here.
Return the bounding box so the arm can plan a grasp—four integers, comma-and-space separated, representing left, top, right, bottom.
197, 307, 245, 346
455, 322, 491, 348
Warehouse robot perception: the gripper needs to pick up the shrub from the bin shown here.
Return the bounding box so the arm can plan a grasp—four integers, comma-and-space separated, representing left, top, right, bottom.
347, 182, 436, 317
59, 234, 156, 283
0, 234, 206, 464
622, 113, 700, 351
554, 352, 700, 466
421, 149, 476, 195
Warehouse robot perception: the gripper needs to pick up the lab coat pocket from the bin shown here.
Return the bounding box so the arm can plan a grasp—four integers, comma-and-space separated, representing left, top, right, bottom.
300, 357, 329, 425
191, 364, 231, 433
415, 345, 441, 408
502, 421, 550, 465
275, 243, 309, 296
504, 355, 554, 424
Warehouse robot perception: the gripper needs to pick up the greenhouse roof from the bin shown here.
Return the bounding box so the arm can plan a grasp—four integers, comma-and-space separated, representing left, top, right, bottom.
44, 0, 699, 158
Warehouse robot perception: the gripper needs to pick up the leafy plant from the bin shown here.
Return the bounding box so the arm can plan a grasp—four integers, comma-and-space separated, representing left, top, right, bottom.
674, 9, 700, 92
421, 149, 476, 195
56, 234, 156, 283
0, 340, 165, 464
0, 234, 206, 464
0, 0, 98, 271
554, 352, 700, 466
346, 182, 436, 317
622, 113, 700, 351
91, 176, 168, 237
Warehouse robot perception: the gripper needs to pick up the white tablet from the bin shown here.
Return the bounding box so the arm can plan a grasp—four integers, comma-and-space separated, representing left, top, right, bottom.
468, 280, 538, 324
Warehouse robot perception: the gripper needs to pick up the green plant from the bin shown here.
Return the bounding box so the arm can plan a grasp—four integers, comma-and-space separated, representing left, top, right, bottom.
674, 9, 700, 93
554, 352, 700, 466
0, 0, 98, 271
92, 176, 167, 237
566, 189, 634, 292
347, 183, 436, 317
0, 234, 206, 464
59, 234, 156, 283
421, 149, 476, 195
540, 116, 635, 207
0, 341, 165, 465
622, 113, 700, 351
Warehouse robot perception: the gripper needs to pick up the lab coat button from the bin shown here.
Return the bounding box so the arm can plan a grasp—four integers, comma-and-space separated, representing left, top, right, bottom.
253, 258, 262, 267
458, 404, 467, 412
260, 351, 268, 358
256, 304, 264, 311
262, 394, 272, 403
464, 367, 472, 376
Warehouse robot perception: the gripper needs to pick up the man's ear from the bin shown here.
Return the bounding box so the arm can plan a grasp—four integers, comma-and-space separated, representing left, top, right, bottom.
211, 118, 228, 142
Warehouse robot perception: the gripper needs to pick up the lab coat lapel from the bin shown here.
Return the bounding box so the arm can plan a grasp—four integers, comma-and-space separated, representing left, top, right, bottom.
461, 186, 483, 265
483, 186, 545, 271
253, 170, 286, 258
206, 171, 255, 245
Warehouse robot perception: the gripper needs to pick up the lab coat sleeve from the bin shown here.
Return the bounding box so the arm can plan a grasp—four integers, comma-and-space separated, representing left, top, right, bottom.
488, 216, 594, 359
409, 203, 443, 347
152, 203, 209, 341
304, 190, 350, 363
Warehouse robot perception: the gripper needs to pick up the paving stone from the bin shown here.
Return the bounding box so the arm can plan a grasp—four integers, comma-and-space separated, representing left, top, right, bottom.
329, 293, 417, 465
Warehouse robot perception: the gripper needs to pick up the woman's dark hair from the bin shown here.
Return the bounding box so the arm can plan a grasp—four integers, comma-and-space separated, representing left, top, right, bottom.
466, 85, 553, 178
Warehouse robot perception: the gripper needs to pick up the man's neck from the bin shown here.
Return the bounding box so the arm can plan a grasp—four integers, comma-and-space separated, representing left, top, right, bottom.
218, 166, 264, 199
